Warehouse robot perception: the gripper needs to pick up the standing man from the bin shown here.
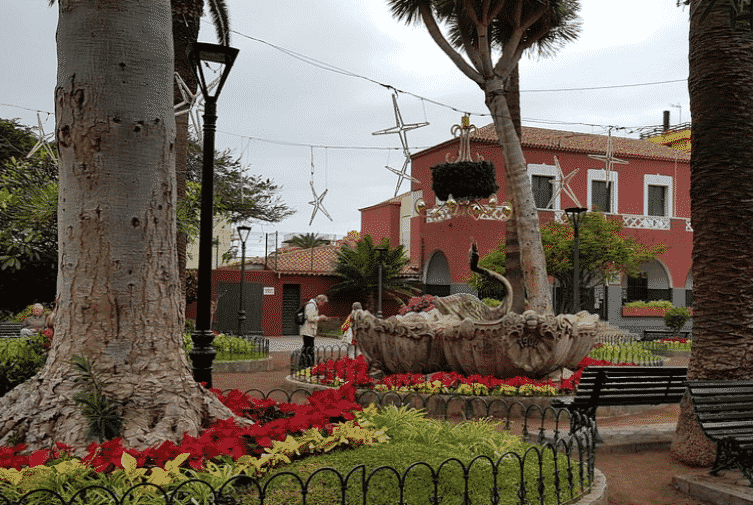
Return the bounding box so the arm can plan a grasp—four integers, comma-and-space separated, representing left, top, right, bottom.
300, 294, 328, 367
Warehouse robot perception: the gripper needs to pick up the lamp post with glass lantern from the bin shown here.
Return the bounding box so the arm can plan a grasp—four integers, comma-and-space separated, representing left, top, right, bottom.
187, 42, 239, 388
236, 225, 251, 337
565, 207, 588, 313
374, 246, 388, 319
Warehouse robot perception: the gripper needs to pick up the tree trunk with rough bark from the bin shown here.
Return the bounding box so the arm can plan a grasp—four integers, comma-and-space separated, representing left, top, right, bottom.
0, 0, 235, 452
485, 79, 553, 315
671, 0, 753, 466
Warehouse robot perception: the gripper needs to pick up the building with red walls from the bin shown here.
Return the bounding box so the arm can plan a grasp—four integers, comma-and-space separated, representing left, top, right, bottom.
191, 233, 419, 336
361, 124, 692, 334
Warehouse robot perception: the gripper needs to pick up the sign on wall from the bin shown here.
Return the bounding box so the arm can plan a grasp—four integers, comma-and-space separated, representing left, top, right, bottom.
263, 287, 275, 295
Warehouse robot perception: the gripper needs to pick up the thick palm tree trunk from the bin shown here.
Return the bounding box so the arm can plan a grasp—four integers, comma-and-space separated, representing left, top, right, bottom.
0, 0, 234, 452
485, 80, 553, 315
671, 0, 753, 465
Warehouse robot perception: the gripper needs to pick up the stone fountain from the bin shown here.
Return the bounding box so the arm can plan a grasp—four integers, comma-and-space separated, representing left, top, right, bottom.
351, 245, 598, 379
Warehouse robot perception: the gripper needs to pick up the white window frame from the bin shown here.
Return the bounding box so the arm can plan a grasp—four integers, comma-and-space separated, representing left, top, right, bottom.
587, 169, 619, 214
529, 163, 559, 210
643, 174, 673, 218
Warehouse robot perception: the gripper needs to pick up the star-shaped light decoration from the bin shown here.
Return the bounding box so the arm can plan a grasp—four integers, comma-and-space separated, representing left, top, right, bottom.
372, 92, 428, 196
587, 130, 628, 190
307, 180, 333, 226
26, 113, 58, 166
173, 71, 221, 142
546, 156, 582, 209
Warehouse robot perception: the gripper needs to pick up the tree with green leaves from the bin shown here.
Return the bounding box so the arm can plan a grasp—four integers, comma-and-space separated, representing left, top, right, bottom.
0, 119, 59, 315
387, 0, 581, 315
329, 235, 419, 312
541, 212, 666, 313
184, 132, 294, 225
469, 212, 667, 313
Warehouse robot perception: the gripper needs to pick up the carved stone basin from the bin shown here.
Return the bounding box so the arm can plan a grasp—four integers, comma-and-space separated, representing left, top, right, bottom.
352, 293, 598, 380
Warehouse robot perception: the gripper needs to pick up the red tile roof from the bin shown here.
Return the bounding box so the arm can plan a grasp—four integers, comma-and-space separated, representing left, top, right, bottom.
468, 124, 690, 162
235, 234, 420, 279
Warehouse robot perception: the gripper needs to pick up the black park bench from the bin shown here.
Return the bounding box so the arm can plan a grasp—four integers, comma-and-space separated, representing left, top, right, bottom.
551, 366, 688, 440
0, 322, 24, 339
687, 380, 753, 487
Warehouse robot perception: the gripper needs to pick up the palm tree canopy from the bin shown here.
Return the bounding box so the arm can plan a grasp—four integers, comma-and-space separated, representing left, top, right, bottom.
388, 0, 580, 82
287, 233, 329, 249
329, 235, 418, 305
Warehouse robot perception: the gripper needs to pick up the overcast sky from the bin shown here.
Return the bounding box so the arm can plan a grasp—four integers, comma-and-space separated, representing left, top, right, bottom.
0, 1, 690, 256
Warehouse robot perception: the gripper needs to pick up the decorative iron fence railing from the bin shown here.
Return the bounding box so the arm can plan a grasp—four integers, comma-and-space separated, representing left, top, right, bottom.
0, 392, 596, 505
0, 428, 595, 504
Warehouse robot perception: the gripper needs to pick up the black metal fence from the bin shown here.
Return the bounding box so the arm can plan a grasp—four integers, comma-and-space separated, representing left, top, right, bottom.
0, 428, 595, 504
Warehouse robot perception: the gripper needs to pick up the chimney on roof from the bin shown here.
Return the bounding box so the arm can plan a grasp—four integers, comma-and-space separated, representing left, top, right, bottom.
663, 110, 670, 131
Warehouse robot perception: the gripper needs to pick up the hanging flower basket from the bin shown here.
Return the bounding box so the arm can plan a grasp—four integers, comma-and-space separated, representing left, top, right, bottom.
431, 161, 499, 201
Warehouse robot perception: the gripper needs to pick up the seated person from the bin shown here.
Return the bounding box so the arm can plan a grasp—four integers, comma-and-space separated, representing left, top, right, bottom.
20, 303, 47, 338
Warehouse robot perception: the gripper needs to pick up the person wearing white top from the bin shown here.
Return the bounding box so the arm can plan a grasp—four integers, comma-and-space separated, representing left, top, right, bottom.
299, 294, 328, 366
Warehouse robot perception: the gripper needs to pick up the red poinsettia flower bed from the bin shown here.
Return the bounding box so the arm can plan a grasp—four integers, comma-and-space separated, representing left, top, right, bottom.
309, 355, 636, 395
0, 384, 362, 473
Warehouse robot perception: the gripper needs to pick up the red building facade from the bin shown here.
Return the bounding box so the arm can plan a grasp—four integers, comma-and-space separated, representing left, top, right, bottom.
361, 125, 692, 333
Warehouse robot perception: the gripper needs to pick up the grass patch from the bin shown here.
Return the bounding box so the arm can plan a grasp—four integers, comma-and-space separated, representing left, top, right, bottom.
257, 406, 588, 505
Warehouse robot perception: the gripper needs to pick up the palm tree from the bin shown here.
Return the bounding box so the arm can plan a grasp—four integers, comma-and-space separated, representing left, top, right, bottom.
286, 233, 330, 272
0, 0, 236, 451
330, 235, 419, 312
287, 232, 329, 249
671, 0, 753, 466
387, 0, 581, 315
171, 0, 230, 301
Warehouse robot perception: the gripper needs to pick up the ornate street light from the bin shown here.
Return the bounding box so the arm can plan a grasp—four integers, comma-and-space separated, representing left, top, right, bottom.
187, 42, 239, 388
236, 225, 252, 337
565, 207, 588, 313
374, 246, 388, 319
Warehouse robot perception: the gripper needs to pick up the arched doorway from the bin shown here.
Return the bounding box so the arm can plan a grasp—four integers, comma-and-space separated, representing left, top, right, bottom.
425, 251, 451, 297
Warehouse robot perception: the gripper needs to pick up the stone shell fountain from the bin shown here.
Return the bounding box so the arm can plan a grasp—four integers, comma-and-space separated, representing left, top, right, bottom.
351, 245, 598, 380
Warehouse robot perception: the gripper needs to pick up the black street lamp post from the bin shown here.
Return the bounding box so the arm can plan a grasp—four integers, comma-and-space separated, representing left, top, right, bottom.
374, 246, 388, 319
236, 225, 251, 337
187, 42, 239, 388
565, 207, 588, 313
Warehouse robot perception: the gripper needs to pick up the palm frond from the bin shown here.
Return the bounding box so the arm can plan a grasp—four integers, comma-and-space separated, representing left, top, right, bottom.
387, 0, 433, 25
206, 0, 231, 46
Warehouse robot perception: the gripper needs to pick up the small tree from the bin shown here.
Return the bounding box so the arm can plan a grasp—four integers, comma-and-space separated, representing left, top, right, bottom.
472, 212, 668, 314
542, 212, 666, 313
665, 307, 692, 336
329, 235, 419, 312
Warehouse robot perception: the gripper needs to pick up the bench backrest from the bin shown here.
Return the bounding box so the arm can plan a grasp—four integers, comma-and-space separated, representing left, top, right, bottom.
571, 366, 688, 408
0, 322, 23, 338
687, 380, 753, 446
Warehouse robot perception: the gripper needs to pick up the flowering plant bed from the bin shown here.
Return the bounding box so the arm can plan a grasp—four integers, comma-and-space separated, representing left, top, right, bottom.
0, 385, 380, 496
304, 355, 636, 397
